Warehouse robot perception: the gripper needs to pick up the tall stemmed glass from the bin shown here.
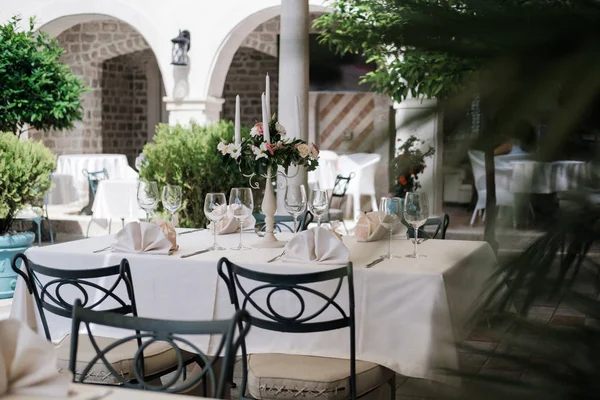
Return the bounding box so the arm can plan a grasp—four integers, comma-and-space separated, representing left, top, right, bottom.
284, 185, 307, 235
204, 193, 227, 251
229, 188, 253, 250
161, 185, 182, 224
404, 192, 429, 258
310, 189, 329, 227
379, 197, 402, 259
136, 180, 159, 221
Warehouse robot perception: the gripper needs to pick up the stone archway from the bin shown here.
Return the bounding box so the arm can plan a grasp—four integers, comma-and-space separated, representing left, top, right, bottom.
32, 17, 166, 163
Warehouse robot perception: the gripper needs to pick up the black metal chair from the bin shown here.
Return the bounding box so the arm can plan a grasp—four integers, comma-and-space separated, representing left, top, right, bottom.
403, 214, 450, 240
70, 303, 250, 396
325, 173, 355, 234
10, 254, 196, 386
81, 168, 109, 216
217, 258, 395, 400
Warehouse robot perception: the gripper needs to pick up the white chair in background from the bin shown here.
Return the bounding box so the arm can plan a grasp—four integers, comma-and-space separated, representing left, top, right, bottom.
308, 150, 339, 191
468, 150, 516, 227
337, 153, 381, 220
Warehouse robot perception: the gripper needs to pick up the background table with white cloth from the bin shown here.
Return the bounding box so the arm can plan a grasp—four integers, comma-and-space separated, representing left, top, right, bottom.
11, 231, 497, 384
91, 180, 146, 221
54, 154, 138, 204
509, 160, 592, 193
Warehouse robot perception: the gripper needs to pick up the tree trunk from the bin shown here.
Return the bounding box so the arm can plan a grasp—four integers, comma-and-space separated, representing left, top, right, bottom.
484, 147, 499, 253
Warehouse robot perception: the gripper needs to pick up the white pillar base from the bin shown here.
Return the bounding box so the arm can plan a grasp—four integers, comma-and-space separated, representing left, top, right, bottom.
163, 97, 225, 126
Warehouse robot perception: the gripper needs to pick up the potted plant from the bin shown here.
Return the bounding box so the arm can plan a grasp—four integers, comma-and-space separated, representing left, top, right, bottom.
0, 16, 85, 298
391, 135, 435, 199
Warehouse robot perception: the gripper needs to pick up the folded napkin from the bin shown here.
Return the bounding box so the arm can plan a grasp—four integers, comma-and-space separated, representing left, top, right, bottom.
208, 209, 256, 235
112, 221, 177, 255
281, 227, 350, 264
0, 319, 70, 397
353, 212, 389, 242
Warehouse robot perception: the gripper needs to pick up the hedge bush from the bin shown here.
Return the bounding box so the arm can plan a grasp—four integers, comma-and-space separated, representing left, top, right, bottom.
0, 132, 56, 234
139, 121, 252, 228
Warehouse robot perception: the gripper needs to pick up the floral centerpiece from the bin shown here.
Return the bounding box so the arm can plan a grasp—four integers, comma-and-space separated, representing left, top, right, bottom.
391, 135, 434, 198
217, 116, 319, 177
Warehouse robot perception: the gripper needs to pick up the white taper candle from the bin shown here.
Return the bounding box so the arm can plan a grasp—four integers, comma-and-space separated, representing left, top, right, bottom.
234, 95, 241, 145
261, 92, 271, 142
265, 73, 271, 121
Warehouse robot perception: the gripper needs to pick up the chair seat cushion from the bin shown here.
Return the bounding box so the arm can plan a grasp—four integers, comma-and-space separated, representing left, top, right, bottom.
247, 353, 393, 400
56, 334, 195, 384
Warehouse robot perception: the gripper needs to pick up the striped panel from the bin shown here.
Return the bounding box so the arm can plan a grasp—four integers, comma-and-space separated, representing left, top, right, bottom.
318, 93, 375, 151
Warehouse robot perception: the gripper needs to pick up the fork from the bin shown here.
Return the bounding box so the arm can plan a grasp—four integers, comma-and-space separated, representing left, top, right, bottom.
93, 246, 111, 253
267, 250, 286, 263
366, 256, 385, 268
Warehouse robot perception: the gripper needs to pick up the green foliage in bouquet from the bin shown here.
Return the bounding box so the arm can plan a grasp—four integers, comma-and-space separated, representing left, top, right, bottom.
138, 121, 249, 228
0, 132, 56, 234
217, 116, 319, 177
391, 135, 434, 198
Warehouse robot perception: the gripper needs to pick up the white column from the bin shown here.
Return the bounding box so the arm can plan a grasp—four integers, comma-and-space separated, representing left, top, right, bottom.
394, 98, 444, 216
163, 97, 225, 126
276, 0, 310, 213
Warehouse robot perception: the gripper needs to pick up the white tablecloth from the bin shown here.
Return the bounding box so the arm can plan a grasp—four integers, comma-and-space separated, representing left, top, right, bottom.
11, 231, 497, 384
92, 180, 145, 220
46, 174, 78, 205
510, 160, 592, 193
54, 154, 138, 204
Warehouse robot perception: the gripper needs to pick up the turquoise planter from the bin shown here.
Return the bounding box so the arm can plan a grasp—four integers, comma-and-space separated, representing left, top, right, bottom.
0, 232, 35, 299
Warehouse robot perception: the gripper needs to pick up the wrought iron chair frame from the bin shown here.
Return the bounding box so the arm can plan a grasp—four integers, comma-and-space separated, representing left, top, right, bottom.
324, 173, 355, 234
217, 257, 359, 400
70, 303, 250, 397
10, 254, 201, 385
403, 214, 450, 240
254, 210, 314, 234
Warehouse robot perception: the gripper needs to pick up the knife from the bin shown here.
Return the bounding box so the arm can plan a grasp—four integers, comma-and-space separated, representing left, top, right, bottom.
180, 248, 210, 258
366, 257, 385, 268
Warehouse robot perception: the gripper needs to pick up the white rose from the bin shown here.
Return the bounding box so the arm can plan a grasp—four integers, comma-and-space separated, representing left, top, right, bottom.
275, 121, 286, 135
229, 143, 242, 159
296, 143, 311, 158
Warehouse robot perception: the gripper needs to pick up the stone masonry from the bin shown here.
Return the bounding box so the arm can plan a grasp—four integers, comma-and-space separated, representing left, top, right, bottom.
222, 14, 323, 126
102, 50, 154, 163
32, 20, 152, 157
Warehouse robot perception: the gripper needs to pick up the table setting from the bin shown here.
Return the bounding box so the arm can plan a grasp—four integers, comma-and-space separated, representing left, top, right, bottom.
9, 75, 499, 387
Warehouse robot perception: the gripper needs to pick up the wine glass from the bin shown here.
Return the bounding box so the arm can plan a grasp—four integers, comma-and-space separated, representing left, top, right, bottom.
204, 193, 227, 251
229, 188, 253, 250
284, 185, 307, 235
161, 185, 182, 224
310, 189, 329, 227
136, 181, 159, 221
378, 197, 403, 259
404, 192, 429, 258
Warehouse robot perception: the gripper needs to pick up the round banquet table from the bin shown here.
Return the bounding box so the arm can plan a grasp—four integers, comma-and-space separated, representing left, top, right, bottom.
54, 154, 138, 204
91, 180, 146, 220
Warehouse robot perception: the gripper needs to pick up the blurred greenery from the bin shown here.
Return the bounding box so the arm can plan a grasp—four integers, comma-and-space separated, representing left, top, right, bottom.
318, 0, 600, 398
0, 132, 56, 235
0, 16, 86, 135
139, 121, 251, 228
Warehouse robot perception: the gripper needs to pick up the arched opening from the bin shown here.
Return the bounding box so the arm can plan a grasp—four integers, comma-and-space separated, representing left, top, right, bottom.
33, 16, 167, 164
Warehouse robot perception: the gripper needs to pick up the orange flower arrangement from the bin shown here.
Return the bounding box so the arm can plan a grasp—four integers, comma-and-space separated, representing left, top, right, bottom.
392, 136, 434, 198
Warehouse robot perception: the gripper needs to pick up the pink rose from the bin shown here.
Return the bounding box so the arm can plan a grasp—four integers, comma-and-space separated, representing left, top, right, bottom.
250, 122, 264, 137
266, 143, 277, 156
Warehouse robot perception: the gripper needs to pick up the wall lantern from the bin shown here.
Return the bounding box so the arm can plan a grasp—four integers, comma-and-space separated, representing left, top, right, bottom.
171, 30, 191, 66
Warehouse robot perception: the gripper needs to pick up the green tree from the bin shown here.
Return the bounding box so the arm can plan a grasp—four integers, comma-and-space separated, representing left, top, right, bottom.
0, 16, 86, 136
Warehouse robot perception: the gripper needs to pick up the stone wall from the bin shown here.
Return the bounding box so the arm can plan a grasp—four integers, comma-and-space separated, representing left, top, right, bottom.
221, 48, 278, 126
222, 14, 323, 126
31, 20, 151, 157
102, 50, 154, 163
